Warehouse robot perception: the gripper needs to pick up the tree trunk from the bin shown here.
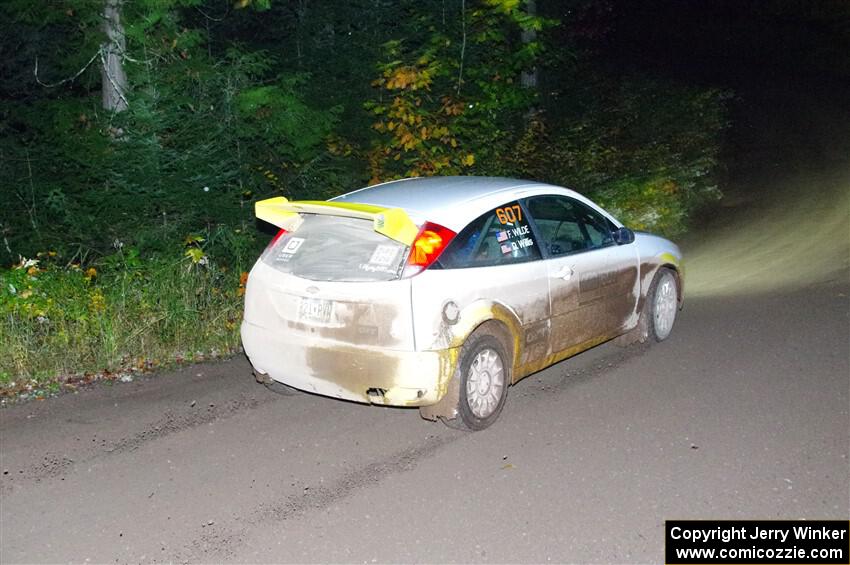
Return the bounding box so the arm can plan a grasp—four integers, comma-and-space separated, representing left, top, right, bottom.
101, 0, 129, 113
296, 0, 307, 67
520, 0, 538, 89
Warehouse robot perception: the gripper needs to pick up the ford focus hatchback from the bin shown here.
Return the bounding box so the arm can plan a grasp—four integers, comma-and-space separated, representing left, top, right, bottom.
241, 176, 683, 430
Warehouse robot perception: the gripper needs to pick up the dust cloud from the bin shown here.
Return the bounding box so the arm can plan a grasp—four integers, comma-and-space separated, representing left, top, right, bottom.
684, 166, 849, 297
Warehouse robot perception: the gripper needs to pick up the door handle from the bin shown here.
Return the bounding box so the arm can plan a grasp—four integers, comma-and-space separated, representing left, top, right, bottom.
553, 264, 574, 281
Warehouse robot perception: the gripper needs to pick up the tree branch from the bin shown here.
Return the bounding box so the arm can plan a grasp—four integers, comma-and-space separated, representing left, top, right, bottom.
34, 49, 101, 88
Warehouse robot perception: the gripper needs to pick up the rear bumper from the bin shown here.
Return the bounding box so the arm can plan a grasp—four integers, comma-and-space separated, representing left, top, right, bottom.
241, 319, 457, 407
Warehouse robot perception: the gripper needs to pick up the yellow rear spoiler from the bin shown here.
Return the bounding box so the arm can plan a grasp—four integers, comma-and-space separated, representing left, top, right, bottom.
255, 197, 420, 246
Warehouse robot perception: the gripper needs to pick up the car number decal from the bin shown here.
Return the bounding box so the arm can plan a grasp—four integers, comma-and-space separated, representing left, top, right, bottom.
495, 205, 523, 224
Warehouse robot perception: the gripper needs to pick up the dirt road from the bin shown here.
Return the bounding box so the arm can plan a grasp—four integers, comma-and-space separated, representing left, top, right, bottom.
2, 81, 849, 563
2, 275, 848, 562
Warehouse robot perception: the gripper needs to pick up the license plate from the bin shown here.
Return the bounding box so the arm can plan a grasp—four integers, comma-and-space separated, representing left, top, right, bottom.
298, 297, 333, 324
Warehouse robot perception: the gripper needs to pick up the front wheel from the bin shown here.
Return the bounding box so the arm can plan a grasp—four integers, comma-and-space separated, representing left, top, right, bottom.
445, 332, 510, 431
649, 268, 678, 341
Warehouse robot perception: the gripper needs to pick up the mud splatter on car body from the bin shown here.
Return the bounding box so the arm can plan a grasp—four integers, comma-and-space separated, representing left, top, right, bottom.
242, 176, 684, 427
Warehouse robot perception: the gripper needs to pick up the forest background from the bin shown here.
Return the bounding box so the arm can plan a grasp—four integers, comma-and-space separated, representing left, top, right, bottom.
0, 0, 736, 393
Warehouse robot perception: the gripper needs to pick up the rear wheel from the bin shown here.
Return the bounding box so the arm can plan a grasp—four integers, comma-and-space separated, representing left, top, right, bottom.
649, 268, 678, 341
444, 332, 509, 431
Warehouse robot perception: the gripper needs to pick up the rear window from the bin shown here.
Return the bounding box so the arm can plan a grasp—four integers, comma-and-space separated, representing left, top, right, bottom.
262, 214, 407, 282
437, 201, 540, 269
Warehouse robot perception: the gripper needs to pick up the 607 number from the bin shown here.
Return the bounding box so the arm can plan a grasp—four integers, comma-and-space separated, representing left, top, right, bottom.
496, 205, 523, 224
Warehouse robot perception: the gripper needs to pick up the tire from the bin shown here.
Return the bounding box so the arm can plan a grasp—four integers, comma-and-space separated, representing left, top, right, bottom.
648, 268, 678, 342
444, 332, 510, 431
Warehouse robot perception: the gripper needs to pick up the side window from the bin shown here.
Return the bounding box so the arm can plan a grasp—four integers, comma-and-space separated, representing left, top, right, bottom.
526, 195, 614, 257
438, 201, 541, 268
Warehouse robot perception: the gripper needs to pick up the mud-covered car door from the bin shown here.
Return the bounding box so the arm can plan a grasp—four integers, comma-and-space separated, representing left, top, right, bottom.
525, 195, 639, 354
411, 201, 550, 368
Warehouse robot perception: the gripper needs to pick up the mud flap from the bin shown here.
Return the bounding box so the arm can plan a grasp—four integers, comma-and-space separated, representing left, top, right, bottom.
614, 300, 650, 346
418, 371, 460, 421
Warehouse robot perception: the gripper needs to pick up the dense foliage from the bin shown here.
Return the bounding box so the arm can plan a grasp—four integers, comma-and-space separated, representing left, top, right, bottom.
1, 249, 243, 389
0, 0, 728, 388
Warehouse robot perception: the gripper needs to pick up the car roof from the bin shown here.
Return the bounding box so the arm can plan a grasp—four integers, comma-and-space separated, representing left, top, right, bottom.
332, 176, 610, 231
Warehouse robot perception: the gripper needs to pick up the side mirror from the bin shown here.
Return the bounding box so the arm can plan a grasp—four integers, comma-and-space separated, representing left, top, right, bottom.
613, 227, 635, 245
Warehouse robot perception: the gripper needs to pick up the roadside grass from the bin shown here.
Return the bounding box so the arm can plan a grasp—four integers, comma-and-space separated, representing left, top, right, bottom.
0, 248, 248, 399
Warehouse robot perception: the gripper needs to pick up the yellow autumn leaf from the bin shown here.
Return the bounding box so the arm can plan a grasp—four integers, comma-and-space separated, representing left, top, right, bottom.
185, 248, 205, 263
183, 234, 205, 246
484, 0, 520, 12
462, 154, 475, 166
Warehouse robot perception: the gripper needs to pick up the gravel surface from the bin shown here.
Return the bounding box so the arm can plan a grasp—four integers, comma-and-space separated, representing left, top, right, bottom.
1, 275, 847, 563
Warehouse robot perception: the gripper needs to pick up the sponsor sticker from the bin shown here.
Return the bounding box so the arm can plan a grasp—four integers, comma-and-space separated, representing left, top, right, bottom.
281, 237, 305, 254
274, 237, 305, 263
368, 244, 399, 266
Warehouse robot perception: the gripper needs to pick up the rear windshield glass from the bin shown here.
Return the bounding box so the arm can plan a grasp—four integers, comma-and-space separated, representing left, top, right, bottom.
262, 214, 408, 282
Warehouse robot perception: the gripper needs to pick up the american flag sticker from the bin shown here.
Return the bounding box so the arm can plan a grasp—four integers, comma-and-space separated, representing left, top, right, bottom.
501, 243, 513, 254
496, 231, 509, 242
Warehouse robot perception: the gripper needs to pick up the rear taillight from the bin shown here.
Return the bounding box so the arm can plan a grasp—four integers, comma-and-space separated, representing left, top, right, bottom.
402, 222, 455, 277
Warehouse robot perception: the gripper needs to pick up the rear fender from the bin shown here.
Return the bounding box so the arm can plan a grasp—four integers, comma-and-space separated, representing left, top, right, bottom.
419, 300, 521, 421
446, 299, 523, 380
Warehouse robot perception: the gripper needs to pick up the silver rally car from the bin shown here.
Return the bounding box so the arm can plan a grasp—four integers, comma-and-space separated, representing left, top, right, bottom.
241, 176, 683, 430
